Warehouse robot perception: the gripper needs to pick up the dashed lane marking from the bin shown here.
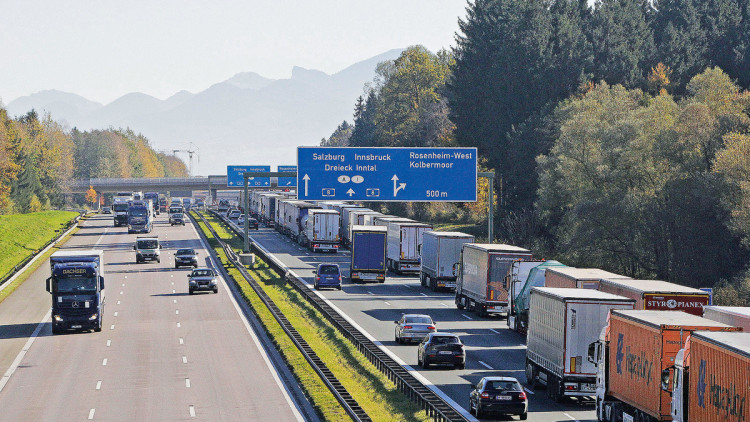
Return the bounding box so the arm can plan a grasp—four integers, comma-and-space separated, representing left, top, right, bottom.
110, 325, 115, 330
189, 405, 196, 417
106, 340, 111, 347
420, 293, 427, 297
440, 303, 449, 307
175, 310, 179, 315
113, 312, 118, 317
489, 329, 500, 334
478, 361, 493, 369
524, 387, 534, 395
177, 322, 181, 328
462, 314, 473, 320
182, 356, 187, 364
88, 409, 95, 420
179, 337, 184, 345
564, 413, 579, 421
185, 378, 191, 388
383, 301, 391, 306
102, 359, 107, 366
117, 301, 120, 305
96, 380, 102, 390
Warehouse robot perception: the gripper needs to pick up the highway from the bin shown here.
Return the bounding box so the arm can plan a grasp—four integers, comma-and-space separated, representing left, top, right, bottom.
237, 220, 598, 422
0, 213, 312, 421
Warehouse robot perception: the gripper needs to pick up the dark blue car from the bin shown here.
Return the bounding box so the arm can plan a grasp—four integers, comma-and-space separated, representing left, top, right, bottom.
314, 264, 342, 290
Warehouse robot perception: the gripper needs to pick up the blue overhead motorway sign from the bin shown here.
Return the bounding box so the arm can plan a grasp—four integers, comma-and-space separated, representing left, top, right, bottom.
297, 147, 477, 202
277, 165, 297, 187
227, 165, 271, 187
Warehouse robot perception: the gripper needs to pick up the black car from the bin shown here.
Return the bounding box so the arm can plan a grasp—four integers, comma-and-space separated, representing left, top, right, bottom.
101, 207, 112, 214
170, 213, 186, 226
417, 333, 465, 369
175, 248, 198, 268
469, 377, 528, 420
246, 217, 259, 230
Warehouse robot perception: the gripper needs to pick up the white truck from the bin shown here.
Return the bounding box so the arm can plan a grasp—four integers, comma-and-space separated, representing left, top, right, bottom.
259, 193, 281, 226
702, 305, 750, 330
304, 209, 340, 252
525, 287, 635, 402
419, 231, 474, 291
348, 209, 382, 242
386, 220, 433, 274
339, 206, 368, 247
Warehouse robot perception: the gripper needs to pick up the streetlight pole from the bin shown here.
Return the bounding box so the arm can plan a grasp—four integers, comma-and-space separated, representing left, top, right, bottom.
243, 174, 250, 253
478, 171, 495, 243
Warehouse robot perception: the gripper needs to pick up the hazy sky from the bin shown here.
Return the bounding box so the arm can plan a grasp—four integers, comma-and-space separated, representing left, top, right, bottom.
0, 1, 468, 105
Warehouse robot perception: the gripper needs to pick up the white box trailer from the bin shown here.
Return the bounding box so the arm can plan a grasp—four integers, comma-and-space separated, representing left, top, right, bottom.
364, 213, 390, 225
276, 199, 296, 234
525, 287, 634, 401
386, 220, 432, 274
702, 305, 750, 330
339, 206, 368, 247
420, 231, 475, 291
259, 193, 281, 226
348, 210, 381, 244
319, 201, 348, 210
304, 209, 340, 252
373, 216, 412, 227
287, 201, 321, 241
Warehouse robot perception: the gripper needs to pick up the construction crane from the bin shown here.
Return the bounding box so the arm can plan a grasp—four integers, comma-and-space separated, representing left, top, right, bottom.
172, 142, 199, 176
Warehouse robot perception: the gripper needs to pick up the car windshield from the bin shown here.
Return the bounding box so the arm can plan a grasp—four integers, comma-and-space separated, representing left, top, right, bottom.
177, 249, 195, 256
129, 209, 147, 217
406, 316, 433, 325
170, 208, 182, 213
137, 240, 158, 249
172, 213, 183, 218
318, 266, 339, 275
431, 336, 459, 344
56, 277, 97, 293
485, 381, 521, 391
192, 269, 214, 277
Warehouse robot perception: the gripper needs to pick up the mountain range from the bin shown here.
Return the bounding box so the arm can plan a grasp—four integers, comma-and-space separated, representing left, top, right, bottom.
6, 49, 404, 176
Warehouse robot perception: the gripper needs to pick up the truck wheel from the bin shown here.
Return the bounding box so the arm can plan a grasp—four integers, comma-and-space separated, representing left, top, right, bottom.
429, 276, 437, 292
455, 296, 465, 310
420, 273, 426, 287
525, 360, 537, 388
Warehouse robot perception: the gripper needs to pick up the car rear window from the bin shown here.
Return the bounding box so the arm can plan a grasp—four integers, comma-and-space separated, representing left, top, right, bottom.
318, 266, 339, 275
177, 249, 195, 255
431, 336, 459, 344
406, 316, 433, 324
486, 381, 521, 391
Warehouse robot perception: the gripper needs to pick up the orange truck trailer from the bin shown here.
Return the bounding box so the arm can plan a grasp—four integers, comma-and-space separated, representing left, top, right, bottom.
588, 310, 741, 422
545, 267, 631, 290
598, 279, 710, 316
664, 331, 749, 422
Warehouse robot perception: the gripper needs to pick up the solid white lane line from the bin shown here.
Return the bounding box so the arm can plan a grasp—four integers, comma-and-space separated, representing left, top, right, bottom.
479, 361, 493, 369
182, 356, 187, 364
462, 314, 473, 320
177, 322, 181, 328
113, 311, 118, 317
185, 378, 191, 388
564, 413, 579, 421
106, 340, 111, 347
189, 405, 195, 417
383, 301, 391, 306
489, 329, 500, 334
96, 380, 102, 390
102, 359, 107, 366
88, 409, 95, 420
0, 309, 50, 393
523, 387, 535, 395
179, 337, 184, 345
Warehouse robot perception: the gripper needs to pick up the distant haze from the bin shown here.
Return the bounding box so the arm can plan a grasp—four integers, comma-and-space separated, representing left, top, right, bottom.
6, 50, 405, 175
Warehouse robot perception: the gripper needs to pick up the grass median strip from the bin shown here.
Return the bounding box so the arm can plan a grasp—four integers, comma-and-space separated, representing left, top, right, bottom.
193, 212, 430, 422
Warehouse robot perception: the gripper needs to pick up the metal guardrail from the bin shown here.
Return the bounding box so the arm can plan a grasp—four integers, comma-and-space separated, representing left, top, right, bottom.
0, 212, 83, 287
192, 211, 370, 422
208, 210, 469, 422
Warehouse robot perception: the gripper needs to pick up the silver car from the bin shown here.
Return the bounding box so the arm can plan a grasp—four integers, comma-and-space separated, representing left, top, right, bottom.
188, 268, 219, 294
394, 314, 436, 344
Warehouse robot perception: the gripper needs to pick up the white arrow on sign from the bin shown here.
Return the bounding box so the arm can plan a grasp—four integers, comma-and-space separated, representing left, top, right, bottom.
392, 175, 406, 197
346, 188, 355, 197
303, 174, 310, 196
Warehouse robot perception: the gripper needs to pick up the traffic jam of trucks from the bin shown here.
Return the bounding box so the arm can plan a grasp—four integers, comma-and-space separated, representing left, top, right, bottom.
134, 187, 747, 421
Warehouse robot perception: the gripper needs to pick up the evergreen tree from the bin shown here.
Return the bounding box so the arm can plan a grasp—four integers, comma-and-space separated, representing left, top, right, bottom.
348, 92, 378, 147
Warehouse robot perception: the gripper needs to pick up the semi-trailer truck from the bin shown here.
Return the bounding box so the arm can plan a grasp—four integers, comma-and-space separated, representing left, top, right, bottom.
663, 331, 749, 422
598, 278, 710, 316
544, 267, 631, 290
339, 206, 368, 247
47, 250, 105, 333
349, 225, 387, 283
455, 244, 533, 317
112, 199, 130, 227
525, 287, 635, 402
386, 220, 432, 274
419, 231, 474, 291
504, 259, 546, 329
127, 200, 153, 234
259, 194, 281, 226
304, 209, 340, 252
144, 192, 160, 215
702, 306, 750, 331
587, 310, 741, 422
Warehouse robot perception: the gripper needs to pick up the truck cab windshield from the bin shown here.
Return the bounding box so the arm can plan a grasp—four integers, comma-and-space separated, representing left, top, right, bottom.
56, 277, 97, 293
113, 204, 128, 212
137, 240, 158, 249
129, 209, 147, 217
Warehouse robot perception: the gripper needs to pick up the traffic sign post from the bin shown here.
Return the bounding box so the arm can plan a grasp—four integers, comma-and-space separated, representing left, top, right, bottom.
297, 147, 477, 202
227, 165, 271, 187
277, 166, 297, 187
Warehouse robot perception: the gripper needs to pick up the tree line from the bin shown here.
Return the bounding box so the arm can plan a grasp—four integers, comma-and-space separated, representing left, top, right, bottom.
0, 106, 188, 214
321, 0, 750, 303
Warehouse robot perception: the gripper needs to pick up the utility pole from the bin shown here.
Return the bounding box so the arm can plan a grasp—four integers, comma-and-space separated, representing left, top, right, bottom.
243, 174, 250, 253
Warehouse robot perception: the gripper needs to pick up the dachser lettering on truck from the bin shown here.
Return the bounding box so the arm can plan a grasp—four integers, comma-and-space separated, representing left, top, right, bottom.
697, 359, 747, 421
61, 268, 89, 276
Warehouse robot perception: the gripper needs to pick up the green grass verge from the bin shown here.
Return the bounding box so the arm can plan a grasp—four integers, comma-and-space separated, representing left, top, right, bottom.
0, 225, 81, 305
193, 212, 431, 422
0, 211, 80, 279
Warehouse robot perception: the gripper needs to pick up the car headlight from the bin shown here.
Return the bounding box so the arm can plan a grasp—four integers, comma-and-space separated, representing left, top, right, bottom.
53, 315, 63, 322
210, 279, 217, 285
89, 313, 98, 320
189, 280, 196, 285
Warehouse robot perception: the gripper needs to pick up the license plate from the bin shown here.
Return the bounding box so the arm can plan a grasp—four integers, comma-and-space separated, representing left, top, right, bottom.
497, 395, 512, 400
581, 383, 596, 392
71, 325, 82, 329
439, 351, 453, 355
360, 273, 377, 280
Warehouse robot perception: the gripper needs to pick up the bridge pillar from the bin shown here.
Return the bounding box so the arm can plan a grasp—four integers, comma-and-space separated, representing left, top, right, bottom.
210, 189, 218, 204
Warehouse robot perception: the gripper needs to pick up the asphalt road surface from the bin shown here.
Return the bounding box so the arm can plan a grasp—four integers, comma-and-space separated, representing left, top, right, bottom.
0, 213, 309, 421
236, 218, 598, 422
